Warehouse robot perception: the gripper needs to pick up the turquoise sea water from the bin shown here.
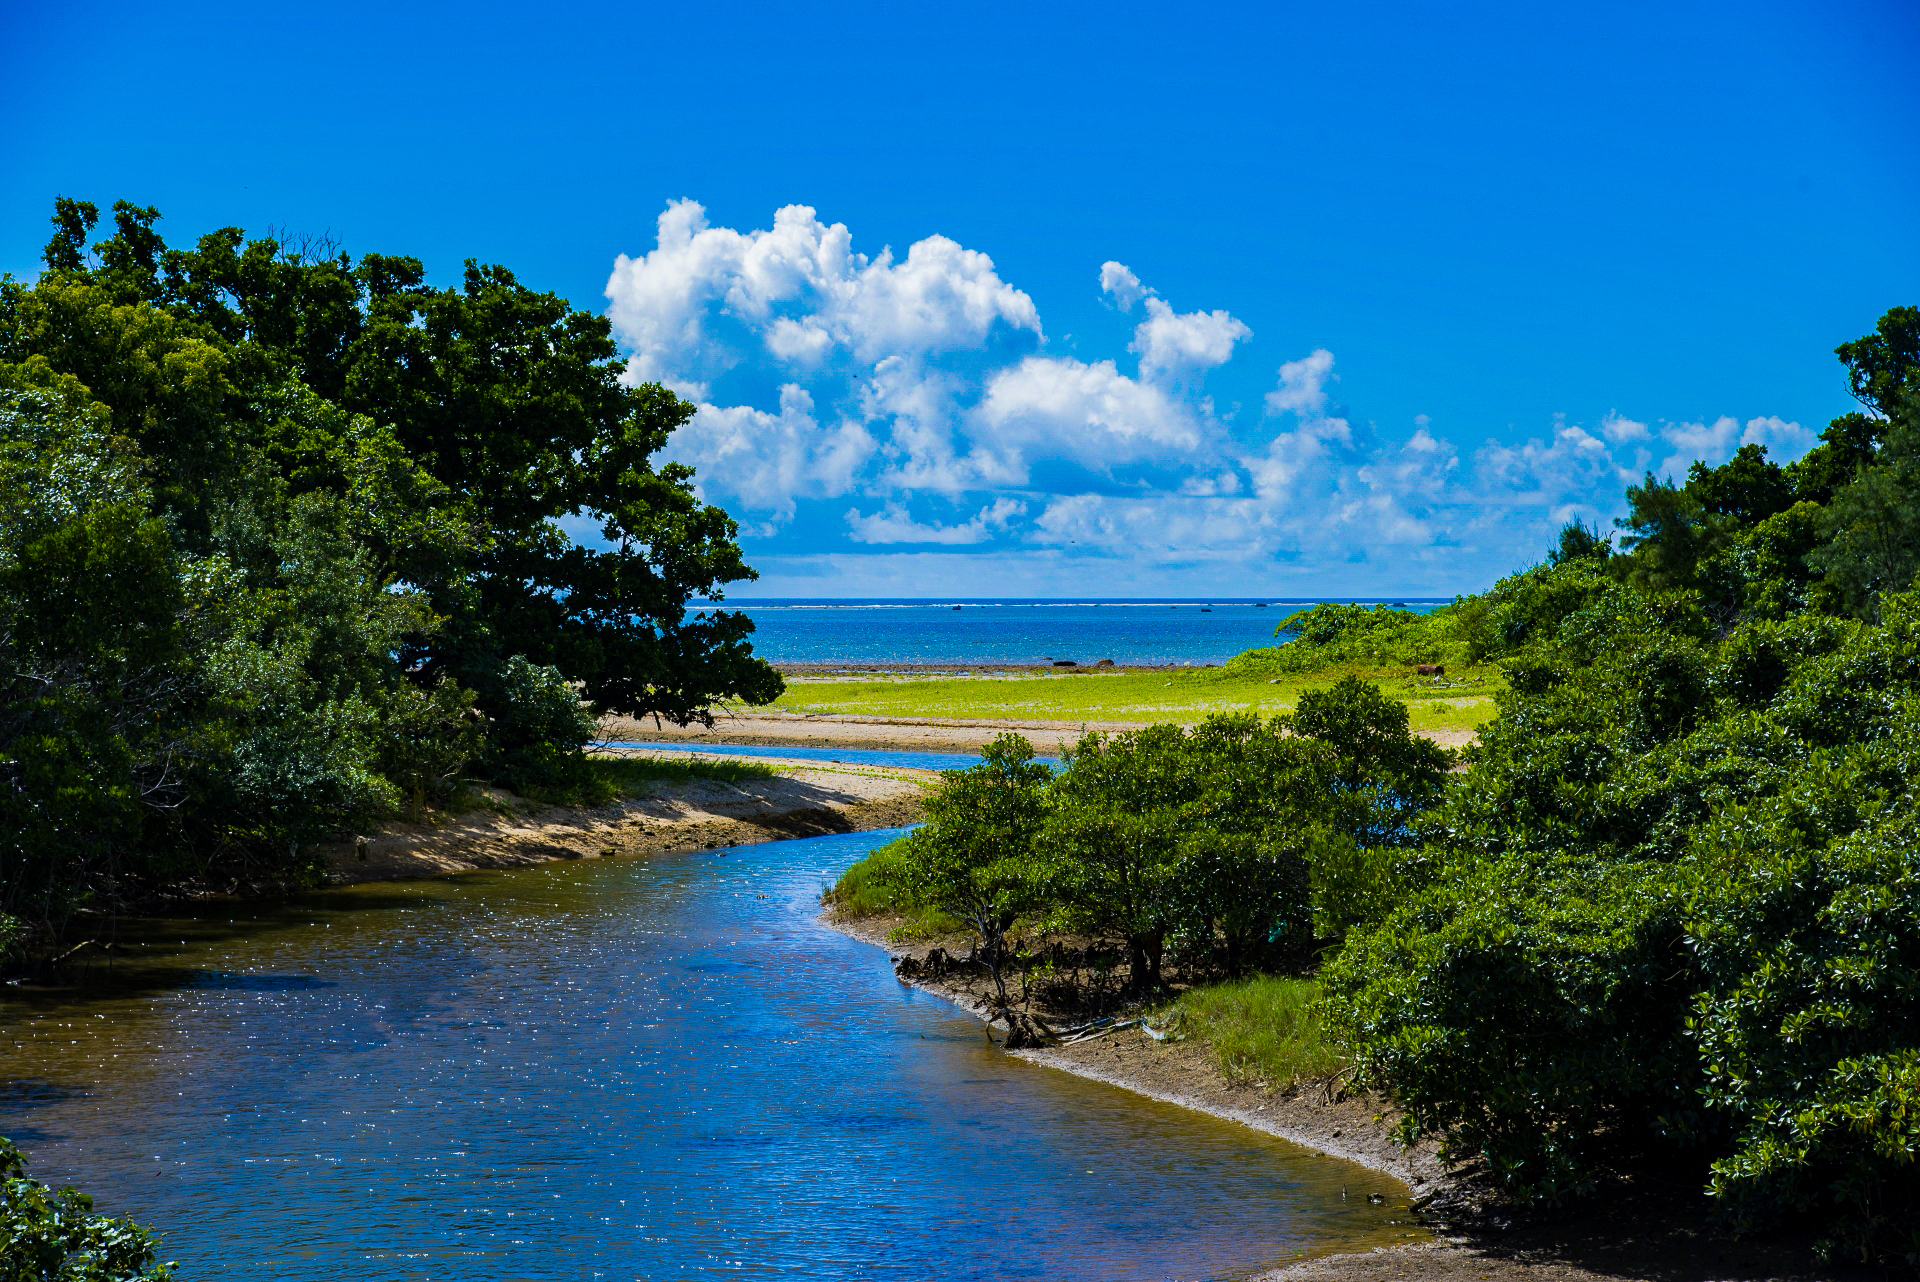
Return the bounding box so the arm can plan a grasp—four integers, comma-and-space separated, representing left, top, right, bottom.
694, 599, 1448, 667
2, 827, 1416, 1279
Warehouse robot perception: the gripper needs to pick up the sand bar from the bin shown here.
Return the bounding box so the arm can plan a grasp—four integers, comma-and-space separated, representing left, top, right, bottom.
316, 758, 932, 887
607, 710, 1478, 754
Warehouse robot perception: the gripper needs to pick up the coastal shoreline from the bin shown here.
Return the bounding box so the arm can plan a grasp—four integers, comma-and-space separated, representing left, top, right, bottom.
606, 710, 1478, 755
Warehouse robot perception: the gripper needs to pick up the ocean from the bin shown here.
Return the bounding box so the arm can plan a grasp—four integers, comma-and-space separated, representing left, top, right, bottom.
691, 598, 1450, 668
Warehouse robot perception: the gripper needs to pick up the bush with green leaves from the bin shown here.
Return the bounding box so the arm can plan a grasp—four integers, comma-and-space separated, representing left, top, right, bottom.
476, 655, 601, 794
1325, 574, 1920, 1261
895, 733, 1053, 1005
0, 1136, 174, 1280
870, 685, 1450, 1000
1225, 601, 1482, 676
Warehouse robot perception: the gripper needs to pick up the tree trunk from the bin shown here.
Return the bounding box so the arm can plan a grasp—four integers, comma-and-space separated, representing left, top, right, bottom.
1127, 933, 1165, 993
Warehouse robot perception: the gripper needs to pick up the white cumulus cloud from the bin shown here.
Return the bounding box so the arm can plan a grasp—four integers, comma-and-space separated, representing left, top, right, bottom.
606, 200, 1042, 396
1099, 261, 1152, 311
1653, 414, 1815, 480
1265, 349, 1338, 417
600, 202, 1816, 589
666, 385, 875, 522
973, 356, 1206, 467
1131, 298, 1252, 383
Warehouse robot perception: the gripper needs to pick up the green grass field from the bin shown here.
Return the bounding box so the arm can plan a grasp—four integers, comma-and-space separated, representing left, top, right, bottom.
767, 665, 1500, 738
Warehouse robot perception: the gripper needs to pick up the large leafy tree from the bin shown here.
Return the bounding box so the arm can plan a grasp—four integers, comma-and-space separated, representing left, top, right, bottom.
0, 197, 785, 935
24, 198, 781, 729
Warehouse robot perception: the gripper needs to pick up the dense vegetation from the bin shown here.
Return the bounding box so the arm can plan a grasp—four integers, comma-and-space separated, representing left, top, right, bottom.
1315, 305, 1920, 1263
834, 677, 1448, 1007
0, 199, 780, 960
848, 307, 1920, 1262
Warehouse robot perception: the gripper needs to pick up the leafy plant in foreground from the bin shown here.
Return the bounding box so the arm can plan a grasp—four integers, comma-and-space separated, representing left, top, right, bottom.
0, 1136, 174, 1280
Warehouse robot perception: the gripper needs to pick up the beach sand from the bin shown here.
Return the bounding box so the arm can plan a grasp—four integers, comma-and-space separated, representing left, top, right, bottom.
315, 758, 932, 887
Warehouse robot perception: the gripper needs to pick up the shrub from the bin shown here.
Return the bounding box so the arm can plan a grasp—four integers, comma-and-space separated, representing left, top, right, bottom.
477, 655, 600, 793
0, 1135, 174, 1280
1325, 856, 1709, 1204
1327, 582, 1920, 1257
824, 837, 966, 937
1225, 603, 1472, 676
897, 734, 1054, 1003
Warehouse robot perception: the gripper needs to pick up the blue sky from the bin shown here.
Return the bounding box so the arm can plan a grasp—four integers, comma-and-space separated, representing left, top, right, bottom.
5, 0, 1917, 597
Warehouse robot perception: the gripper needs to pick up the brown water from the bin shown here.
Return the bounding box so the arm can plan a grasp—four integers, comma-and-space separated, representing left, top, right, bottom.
1, 828, 1422, 1280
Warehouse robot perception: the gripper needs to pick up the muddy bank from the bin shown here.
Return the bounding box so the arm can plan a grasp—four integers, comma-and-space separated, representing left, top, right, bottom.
830, 912, 1438, 1182
605, 711, 1477, 755
603, 711, 1141, 755
825, 910, 1850, 1282
317, 762, 932, 887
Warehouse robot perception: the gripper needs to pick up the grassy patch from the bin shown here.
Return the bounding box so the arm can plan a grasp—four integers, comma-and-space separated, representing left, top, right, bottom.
590, 754, 778, 790
507, 754, 779, 810
1164, 974, 1347, 1089
825, 838, 965, 938
768, 665, 1500, 738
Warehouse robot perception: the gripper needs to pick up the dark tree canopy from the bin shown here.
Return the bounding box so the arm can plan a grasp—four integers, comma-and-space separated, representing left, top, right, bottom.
0, 197, 781, 947
20, 197, 781, 726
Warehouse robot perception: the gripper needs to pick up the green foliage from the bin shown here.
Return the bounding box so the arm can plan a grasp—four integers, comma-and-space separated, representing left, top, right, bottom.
871, 685, 1447, 1001
0, 195, 786, 943
478, 655, 601, 793
11, 198, 783, 729
824, 836, 965, 937
0, 384, 186, 933
1327, 856, 1705, 1204
1326, 565, 1920, 1257
1547, 518, 1612, 567
1834, 304, 1919, 417
380, 677, 486, 820
1616, 445, 1800, 608
1684, 774, 1920, 1263
1806, 391, 1920, 621
1227, 602, 1479, 675
896, 734, 1053, 1002
1165, 976, 1346, 1089
1316, 310, 1920, 1256
0, 1135, 174, 1280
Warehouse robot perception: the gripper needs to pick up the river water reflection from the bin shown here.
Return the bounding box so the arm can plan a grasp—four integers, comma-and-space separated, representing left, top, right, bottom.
2, 829, 1416, 1280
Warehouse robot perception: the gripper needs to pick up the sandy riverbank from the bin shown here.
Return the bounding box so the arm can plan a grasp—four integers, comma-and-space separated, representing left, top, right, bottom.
607, 710, 1479, 755
314, 757, 933, 887
824, 909, 1847, 1282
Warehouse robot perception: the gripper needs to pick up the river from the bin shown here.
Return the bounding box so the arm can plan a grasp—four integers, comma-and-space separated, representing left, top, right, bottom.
2, 828, 1415, 1280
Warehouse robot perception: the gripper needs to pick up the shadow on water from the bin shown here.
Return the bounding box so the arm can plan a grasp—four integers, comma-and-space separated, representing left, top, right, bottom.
2, 827, 1425, 1281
